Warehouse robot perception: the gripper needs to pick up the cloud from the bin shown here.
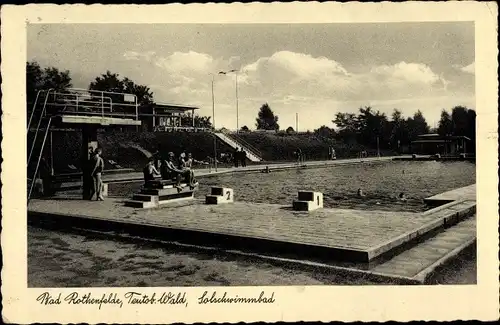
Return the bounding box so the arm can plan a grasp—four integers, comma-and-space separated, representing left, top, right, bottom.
239, 51, 445, 102
115, 49, 470, 130
460, 62, 475, 74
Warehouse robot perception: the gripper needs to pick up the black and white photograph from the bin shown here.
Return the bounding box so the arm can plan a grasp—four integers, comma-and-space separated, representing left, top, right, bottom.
2, 2, 498, 324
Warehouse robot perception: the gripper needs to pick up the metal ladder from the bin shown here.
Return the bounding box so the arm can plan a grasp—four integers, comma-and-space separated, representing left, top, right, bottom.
27, 90, 53, 202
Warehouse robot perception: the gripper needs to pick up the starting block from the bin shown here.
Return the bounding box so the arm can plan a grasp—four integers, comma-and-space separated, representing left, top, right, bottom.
293, 191, 323, 211
125, 179, 195, 209
206, 187, 234, 205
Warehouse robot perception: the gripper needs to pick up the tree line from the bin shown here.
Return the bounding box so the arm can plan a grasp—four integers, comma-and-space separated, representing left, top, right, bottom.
251, 102, 475, 153
28, 61, 475, 152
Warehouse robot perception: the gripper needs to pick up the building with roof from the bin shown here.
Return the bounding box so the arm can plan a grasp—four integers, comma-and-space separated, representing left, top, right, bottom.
411, 133, 471, 155
139, 102, 210, 132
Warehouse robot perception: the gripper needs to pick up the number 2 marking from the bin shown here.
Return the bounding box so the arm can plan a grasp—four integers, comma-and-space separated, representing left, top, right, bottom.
226, 191, 231, 200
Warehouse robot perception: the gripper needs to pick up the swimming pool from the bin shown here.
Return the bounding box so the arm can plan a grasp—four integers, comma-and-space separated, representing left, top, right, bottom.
110, 160, 476, 212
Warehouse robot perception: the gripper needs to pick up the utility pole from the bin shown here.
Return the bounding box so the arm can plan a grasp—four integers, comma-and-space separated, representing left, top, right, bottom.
235, 72, 239, 133
377, 136, 380, 158
296, 113, 298, 133
211, 75, 217, 171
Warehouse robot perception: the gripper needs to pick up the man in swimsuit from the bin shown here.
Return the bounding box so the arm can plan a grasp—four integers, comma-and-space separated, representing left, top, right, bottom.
90, 147, 105, 201
143, 157, 161, 185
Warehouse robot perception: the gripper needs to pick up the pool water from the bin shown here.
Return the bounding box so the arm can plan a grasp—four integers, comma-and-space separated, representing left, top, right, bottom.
111, 161, 476, 212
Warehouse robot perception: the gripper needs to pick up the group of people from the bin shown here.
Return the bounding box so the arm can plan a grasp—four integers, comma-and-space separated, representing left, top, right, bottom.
233, 148, 247, 168
144, 150, 201, 191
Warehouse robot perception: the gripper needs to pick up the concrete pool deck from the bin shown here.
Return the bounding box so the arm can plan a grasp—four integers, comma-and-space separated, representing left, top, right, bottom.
28, 183, 476, 269
424, 184, 476, 207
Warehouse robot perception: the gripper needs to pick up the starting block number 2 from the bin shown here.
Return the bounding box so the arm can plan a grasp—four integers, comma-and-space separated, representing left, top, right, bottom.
226, 191, 231, 200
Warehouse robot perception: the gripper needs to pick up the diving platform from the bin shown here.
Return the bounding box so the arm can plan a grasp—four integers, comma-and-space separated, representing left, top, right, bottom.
55, 114, 141, 126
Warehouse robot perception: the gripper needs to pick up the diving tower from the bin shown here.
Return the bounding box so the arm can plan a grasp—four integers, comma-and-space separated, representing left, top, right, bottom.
27, 88, 141, 201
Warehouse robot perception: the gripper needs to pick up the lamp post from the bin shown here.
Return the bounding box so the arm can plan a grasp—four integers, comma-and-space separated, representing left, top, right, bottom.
210, 73, 218, 172
220, 69, 239, 133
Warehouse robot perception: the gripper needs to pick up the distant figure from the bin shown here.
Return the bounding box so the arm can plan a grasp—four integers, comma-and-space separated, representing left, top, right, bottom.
234, 148, 240, 168
357, 188, 366, 197
241, 150, 247, 167
90, 148, 105, 201
330, 147, 337, 160
143, 157, 161, 185
398, 192, 407, 201
295, 148, 303, 164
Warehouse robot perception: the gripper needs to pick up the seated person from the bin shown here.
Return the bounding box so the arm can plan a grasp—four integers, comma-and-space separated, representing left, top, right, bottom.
143, 157, 161, 185
184, 153, 205, 168
162, 152, 198, 190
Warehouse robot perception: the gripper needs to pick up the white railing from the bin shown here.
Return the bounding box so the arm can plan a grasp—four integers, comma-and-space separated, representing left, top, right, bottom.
214, 132, 263, 162
35, 88, 139, 121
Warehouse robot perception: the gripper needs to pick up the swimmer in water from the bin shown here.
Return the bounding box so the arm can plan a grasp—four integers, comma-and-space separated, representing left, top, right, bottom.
398, 192, 408, 201
357, 188, 366, 197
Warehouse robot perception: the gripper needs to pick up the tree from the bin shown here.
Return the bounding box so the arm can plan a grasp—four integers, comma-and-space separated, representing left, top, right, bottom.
255, 103, 279, 130
314, 125, 336, 139
89, 71, 153, 105
179, 113, 212, 128
286, 126, 295, 134
437, 110, 453, 136
438, 106, 476, 153
240, 125, 250, 132
26, 61, 73, 104
451, 106, 470, 137
390, 109, 409, 148
406, 110, 430, 141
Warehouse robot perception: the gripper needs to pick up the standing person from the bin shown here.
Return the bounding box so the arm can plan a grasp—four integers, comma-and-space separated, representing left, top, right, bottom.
90, 147, 105, 201
331, 147, 336, 160
241, 149, 247, 167
39, 157, 54, 196
296, 148, 302, 164
234, 148, 240, 168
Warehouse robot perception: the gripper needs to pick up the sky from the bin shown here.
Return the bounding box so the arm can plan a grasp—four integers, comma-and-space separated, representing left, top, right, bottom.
27, 23, 475, 131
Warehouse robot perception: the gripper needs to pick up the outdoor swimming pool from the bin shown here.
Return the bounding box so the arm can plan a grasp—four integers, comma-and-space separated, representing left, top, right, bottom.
110, 160, 476, 212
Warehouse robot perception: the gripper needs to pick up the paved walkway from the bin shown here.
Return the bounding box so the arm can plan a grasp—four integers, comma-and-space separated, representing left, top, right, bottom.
100, 156, 399, 183
424, 184, 476, 203
370, 216, 476, 281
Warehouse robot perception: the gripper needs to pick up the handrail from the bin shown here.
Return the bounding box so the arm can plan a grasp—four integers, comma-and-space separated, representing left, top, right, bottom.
68, 88, 139, 121
227, 133, 262, 157
215, 132, 262, 160
221, 131, 262, 159
50, 92, 113, 117
28, 89, 53, 165
28, 117, 53, 201
27, 89, 51, 133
